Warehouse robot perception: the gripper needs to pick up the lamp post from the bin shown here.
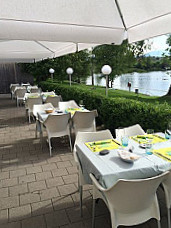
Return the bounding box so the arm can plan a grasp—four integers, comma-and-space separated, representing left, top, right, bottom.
49, 68, 55, 80
101, 65, 112, 97
91, 54, 95, 86
66, 67, 74, 86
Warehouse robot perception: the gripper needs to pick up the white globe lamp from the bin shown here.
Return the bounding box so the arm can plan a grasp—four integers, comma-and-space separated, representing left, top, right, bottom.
49, 68, 55, 80
66, 67, 74, 86
101, 65, 112, 96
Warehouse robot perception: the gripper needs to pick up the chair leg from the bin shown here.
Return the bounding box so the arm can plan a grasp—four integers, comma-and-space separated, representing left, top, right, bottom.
92, 199, 96, 228
68, 135, 72, 152
28, 112, 31, 123
48, 138, 52, 157
157, 220, 161, 228
79, 185, 83, 217
168, 208, 171, 228
35, 123, 37, 138
40, 132, 43, 150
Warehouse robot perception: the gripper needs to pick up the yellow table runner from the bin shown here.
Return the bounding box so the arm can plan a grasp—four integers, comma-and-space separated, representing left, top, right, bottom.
65, 108, 84, 115
131, 134, 166, 144
153, 147, 171, 162
85, 139, 120, 152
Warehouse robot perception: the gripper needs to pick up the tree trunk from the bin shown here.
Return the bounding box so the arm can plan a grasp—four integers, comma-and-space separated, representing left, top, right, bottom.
111, 79, 114, 88
167, 85, 171, 95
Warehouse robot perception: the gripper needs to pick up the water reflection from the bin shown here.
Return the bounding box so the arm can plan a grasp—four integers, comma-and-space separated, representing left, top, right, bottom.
86, 71, 171, 96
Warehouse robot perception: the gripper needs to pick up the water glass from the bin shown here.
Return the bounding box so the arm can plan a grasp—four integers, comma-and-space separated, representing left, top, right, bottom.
121, 136, 129, 147
79, 100, 84, 108
146, 129, 154, 135
165, 130, 171, 139
145, 140, 153, 155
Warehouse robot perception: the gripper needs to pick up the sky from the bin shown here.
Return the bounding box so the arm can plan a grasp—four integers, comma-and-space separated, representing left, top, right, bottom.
145, 34, 169, 53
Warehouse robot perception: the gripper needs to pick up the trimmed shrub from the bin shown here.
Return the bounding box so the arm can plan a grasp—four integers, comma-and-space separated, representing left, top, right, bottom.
40, 80, 171, 135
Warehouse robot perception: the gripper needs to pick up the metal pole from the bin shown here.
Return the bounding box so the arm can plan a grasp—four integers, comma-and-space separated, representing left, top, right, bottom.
91, 57, 94, 86
69, 74, 71, 86
106, 75, 108, 96
51, 73, 53, 80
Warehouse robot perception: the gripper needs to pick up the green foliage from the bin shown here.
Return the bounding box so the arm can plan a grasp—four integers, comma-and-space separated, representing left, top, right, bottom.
93, 41, 136, 84
40, 81, 171, 135
20, 50, 91, 84
166, 34, 171, 56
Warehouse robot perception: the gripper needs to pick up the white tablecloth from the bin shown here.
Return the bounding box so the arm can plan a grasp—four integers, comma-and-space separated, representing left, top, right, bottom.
76, 134, 171, 188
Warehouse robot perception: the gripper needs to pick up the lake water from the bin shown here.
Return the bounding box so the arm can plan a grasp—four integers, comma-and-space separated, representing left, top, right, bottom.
86, 71, 171, 96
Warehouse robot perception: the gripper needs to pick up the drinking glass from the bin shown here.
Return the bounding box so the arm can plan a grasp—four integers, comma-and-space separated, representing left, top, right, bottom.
121, 136, 129, 147
145, 139, 153, 155
165, 122, 171, 139
146, 129, 154, 135
79, 100, 84, 108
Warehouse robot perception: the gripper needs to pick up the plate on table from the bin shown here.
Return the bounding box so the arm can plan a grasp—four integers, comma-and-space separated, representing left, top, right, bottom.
139, 143, 147, 149
118, 150, 140, 163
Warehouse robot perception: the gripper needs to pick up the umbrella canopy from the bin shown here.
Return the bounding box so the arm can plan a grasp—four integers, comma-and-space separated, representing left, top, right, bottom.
0, 40, 98, 63
0, 0, 170, 62
118, 0, 171, 43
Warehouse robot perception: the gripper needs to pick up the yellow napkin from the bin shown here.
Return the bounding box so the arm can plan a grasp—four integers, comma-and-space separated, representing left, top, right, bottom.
131, 134, 166, 144
85, 139, 120, 152
153, 147, 171, 162
65, 108, 84, 115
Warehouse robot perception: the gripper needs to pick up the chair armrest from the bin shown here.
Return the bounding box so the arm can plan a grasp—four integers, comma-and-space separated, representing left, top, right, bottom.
89, 173, 107, 192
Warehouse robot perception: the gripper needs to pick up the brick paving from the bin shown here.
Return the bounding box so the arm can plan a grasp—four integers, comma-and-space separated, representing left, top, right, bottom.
0, 94, 169, 228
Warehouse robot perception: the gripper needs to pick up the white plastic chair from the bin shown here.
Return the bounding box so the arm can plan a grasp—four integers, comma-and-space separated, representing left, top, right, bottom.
30, 88, 39, 93
44, 113, 72, 156
33, 103, 54, 138
72, 110, 98, 136
41, 91, 55, 96
115, 124, 145, 140
13, 86, 25, 99
74, 130, 114, 216
90, 171, 169, 228
10, 84, 19, 99
59, 100, 79, 111
25, 97, 42, 123
15, 88, 27, 107
44, 96, 61, 108
162, 171, 171, 228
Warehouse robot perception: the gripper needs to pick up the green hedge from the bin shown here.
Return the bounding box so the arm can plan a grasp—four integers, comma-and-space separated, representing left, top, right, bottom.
40, 80, 171, 135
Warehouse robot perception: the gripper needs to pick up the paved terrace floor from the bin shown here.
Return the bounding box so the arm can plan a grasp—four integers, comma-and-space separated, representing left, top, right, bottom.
0, 94, 169, 228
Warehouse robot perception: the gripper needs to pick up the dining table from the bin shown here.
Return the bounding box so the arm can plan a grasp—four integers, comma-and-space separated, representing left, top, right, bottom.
37, 107, 88, 135
76, 133, 171, 188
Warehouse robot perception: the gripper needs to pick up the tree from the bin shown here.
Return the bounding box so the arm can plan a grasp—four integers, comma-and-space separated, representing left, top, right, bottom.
165, 34, 171, 95
93, 40, 142, 87
20, 50, 91, 84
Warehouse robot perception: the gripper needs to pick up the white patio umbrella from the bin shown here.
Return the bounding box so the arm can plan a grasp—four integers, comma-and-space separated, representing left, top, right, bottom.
0, 40, 98, 63
0, 0, 170, 62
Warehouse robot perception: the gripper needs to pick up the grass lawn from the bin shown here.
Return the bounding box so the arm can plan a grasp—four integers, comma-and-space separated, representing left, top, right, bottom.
60, 81, 171, 105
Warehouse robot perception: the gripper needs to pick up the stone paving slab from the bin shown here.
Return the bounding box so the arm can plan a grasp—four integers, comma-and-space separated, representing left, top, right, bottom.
0, 94, 169, 228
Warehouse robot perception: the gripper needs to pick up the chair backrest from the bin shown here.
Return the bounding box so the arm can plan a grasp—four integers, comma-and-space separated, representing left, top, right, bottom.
72, 110, 98, 135
30, 88, 39, 93
10, 84, 20, 92
74, 129, 113, 152
26, 97, 42, 112
41, 91, 55, 96
44, 113, 71, 137
45, 96, 61, 108
115, 124, 145, 139
15, 88, 27, 98
90, 171, 169, 214
33, 103, 54, 118
162, 171, 171, 209
59, 100, 79, 111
